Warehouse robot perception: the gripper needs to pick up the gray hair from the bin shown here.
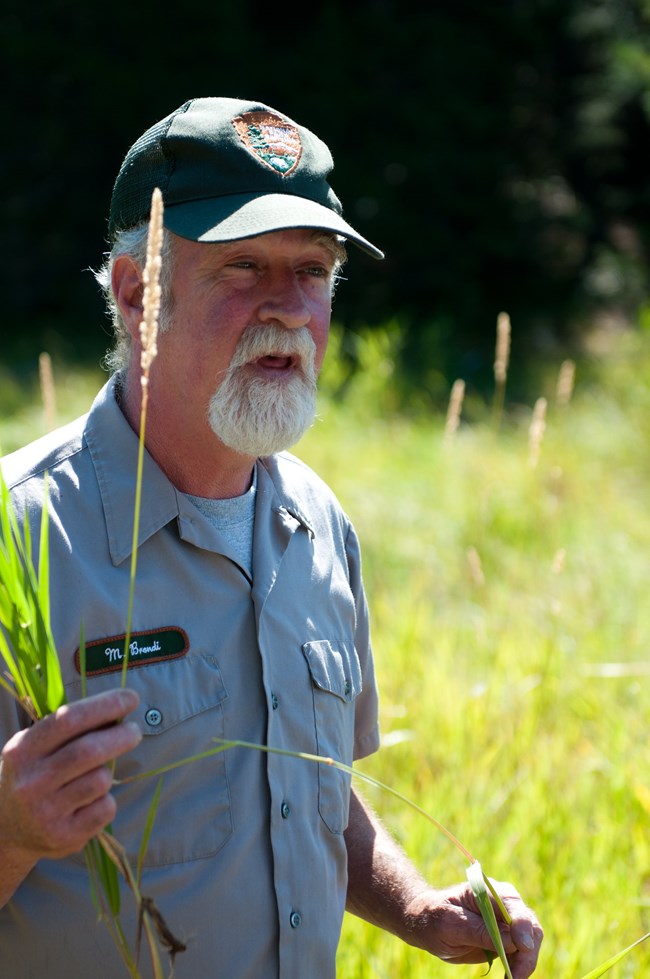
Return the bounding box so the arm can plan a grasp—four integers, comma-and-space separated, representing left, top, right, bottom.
95, 226, 346, 374
94, 222, 175, 373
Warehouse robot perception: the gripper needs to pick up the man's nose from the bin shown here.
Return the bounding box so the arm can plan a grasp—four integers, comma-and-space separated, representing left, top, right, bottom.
257, 272, 311, 330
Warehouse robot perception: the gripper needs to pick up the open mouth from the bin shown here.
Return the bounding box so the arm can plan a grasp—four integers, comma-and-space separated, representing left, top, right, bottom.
254, 354, 298, 370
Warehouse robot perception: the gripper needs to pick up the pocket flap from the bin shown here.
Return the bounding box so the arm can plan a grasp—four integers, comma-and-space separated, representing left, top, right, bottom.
302, 640, 362, 703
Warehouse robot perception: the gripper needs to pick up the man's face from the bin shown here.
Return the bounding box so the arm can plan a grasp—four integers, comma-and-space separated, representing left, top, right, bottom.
148, 228, 337, 457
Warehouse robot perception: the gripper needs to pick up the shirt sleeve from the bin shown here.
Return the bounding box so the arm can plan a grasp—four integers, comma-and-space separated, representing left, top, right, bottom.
344, 520, 381, 760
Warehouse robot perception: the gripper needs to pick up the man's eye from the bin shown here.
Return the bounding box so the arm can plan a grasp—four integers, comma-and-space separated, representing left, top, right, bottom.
304, 266, 329, 278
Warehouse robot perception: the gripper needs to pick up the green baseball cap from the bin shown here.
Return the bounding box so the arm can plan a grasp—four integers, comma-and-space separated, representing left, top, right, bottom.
108, 96, 384, 260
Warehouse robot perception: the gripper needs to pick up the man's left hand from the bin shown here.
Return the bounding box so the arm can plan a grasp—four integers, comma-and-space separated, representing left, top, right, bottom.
404, 878, 543, 978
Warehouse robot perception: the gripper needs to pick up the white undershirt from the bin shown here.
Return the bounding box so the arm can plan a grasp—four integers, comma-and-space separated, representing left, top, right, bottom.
185, 465, 257, 577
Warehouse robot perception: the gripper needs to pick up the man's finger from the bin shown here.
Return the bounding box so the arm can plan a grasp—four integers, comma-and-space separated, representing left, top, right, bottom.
19, 688, 140, 755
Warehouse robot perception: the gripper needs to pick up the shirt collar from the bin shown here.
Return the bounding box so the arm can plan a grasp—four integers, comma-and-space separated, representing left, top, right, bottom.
84, 375, 181, 566
85, 375, 316, 566
258, 455, 316, 539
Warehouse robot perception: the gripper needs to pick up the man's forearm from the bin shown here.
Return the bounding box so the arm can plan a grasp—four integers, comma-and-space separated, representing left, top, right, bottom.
344, 787, 429, 943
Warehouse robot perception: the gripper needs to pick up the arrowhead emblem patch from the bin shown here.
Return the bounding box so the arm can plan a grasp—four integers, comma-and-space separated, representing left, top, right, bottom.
233, 111, 302, 175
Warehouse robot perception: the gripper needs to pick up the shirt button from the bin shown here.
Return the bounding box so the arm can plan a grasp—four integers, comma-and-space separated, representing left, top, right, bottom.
344, 680, 351, 696
289, 911, 302, 929
281, 801, 291, 819
271, 693, 279, 710
144, 708, 163, 727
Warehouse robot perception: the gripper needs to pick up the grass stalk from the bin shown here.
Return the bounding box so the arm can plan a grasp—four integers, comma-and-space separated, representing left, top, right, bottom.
119, 734, 650, 977
38, 351, 57, 433
528, 396, 547, 468
121, 186, 163, 688
492, 311, 511, 428
444, 379, 465, 445
118, 736, 519, 974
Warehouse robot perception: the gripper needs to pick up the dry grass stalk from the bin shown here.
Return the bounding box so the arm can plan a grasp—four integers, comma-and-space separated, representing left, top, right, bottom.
529, 397, 547, 468
444, 379, 465, 444
122, 186, 164, 686
494, 312, 511, 386
38, 352, 56, 433
492, 311, 511, 426
556, 358, 576, 407
551, 547, 566, 575
139, 187, 163, 385
467, 546, 485, 587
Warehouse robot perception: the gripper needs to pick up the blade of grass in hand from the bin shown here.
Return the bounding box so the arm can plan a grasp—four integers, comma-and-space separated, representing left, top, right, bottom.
466, 860, 513, 979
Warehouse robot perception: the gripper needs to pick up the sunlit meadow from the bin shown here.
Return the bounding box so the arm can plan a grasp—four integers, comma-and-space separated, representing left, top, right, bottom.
3, 319, 650, 977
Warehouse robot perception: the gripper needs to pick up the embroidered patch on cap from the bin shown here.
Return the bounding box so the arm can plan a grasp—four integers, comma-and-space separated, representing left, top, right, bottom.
74, 627, 189, 677
233, 111, 302, 175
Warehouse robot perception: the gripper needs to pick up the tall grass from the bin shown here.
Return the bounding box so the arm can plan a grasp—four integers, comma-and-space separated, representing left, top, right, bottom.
300, 324, 650, 977
3, 321, 650, 975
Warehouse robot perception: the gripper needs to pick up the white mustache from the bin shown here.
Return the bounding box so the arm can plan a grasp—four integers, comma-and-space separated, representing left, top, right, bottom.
228, 324, 316, 371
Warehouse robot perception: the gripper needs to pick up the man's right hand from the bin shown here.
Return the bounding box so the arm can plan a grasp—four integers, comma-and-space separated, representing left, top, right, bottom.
0, 688, 141, 895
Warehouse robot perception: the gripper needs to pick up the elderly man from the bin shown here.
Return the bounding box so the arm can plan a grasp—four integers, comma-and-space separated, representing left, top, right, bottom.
0, 97, 542, 978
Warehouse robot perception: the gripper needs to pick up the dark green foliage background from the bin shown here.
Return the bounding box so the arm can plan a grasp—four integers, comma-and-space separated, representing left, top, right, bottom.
4, 0, 650, 401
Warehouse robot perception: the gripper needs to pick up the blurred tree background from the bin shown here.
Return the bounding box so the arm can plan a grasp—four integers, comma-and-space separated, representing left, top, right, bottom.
3, 0, 650, 404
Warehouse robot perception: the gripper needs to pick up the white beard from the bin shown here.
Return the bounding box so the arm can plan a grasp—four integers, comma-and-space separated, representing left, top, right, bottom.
207, 323, 318, 457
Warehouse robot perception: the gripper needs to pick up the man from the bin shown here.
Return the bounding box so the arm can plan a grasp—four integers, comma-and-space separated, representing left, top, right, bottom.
0, 97, 543, 977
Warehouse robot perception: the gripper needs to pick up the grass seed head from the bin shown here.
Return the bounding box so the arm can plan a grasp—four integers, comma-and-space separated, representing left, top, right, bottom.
529, 396, 548, 468
444, 379, 466, 444
556, 358, 576, 407
139, 188, 164, 383
38, 352, 56, 433
494, 311, 511, 385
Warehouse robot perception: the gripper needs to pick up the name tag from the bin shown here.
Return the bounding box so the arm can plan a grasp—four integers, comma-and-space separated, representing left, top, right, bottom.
74, 627, 189, 677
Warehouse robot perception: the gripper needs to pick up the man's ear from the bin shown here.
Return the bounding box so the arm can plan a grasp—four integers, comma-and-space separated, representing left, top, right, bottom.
112, 255, 144, 339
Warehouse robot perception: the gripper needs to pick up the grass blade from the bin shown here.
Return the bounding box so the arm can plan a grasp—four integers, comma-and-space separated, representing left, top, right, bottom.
136, 778, 163, 888
466, 860, 513, 979
576, 931, 650, 979
79, 621, 87, 699
118, 738, 478, 864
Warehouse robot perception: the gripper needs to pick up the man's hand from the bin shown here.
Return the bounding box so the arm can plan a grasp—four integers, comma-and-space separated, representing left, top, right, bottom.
405, 879, 543, 979
0, 689, 141, 867
345, 789, 543, 978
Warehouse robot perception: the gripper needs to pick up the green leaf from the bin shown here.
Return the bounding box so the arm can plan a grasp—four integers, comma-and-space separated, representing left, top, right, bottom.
86, 834, 121, 918
466, 860, 514, 979
0, 465, 64, 717
137, 778, 163, 888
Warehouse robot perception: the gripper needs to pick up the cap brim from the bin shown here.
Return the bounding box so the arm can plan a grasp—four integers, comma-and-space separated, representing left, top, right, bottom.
163, 192, 384, 260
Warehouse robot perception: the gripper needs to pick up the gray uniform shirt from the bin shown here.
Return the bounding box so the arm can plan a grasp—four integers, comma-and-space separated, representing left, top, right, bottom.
0, 376, 380, 979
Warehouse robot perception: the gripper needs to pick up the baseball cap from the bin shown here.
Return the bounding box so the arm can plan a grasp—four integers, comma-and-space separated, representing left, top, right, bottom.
108, 96, 384, 260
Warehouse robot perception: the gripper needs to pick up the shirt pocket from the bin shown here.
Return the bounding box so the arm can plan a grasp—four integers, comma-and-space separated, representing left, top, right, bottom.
302, 639, 362, 834
65, 655, 232, 867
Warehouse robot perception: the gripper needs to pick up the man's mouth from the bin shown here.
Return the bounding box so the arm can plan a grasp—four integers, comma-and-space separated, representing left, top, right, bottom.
254, 354, 298, 371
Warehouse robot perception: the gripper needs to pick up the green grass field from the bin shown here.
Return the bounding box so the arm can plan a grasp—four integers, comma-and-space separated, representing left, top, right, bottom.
3, 325, 650, 977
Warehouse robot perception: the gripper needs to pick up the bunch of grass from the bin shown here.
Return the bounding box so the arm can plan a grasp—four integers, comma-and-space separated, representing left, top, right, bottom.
0, 473, 64, 717
0, 457, 180, 977
0, 189, 181, 978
